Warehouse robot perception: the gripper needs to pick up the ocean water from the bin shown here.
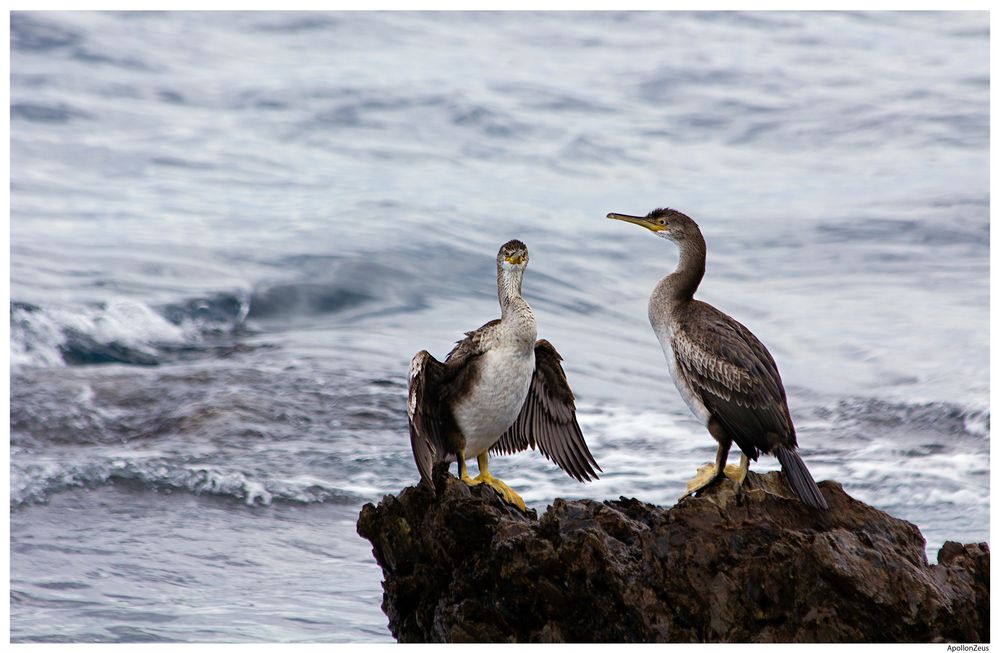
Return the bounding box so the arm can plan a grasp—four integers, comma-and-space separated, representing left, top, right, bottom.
9, 10, 989, 643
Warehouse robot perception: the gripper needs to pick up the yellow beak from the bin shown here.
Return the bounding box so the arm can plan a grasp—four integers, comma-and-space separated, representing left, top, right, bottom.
607, 212, 664, 232
505, 255, 525, 265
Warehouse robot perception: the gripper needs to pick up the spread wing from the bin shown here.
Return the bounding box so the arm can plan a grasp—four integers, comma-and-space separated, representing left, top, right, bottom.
407, 319, 499, 484
407, 350, 450, 484
672, 302, 796, 461
491, 339, 601, 482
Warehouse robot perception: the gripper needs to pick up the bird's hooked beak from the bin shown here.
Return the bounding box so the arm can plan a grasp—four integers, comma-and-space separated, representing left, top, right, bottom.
607, 212, 665, 232
504, 253, 526, 266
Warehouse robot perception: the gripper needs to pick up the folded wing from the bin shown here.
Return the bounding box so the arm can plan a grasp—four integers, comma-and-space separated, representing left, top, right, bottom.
672, 305, 796, 461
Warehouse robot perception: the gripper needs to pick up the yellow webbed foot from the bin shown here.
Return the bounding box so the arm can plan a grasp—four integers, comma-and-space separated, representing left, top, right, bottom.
683, 462, 720, 497
724, 454, 750, 485
683, 453, 750, 499
481, 475, 527, 511
466, 452, 527, 511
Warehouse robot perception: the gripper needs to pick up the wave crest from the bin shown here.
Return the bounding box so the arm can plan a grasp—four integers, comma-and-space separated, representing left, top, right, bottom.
11, 293, 249, 369
11, 455, 360, 508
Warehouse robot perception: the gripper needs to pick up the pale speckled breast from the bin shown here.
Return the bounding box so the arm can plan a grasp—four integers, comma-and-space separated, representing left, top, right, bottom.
452, 344, 535, 457
650, 308, 712, 426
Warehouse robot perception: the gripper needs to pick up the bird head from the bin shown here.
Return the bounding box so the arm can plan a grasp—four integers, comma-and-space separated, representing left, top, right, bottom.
497, 239, 529, 271
607, 207, 700, 245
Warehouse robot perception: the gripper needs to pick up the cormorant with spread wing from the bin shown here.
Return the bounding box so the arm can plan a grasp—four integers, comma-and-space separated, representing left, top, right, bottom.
407, 239, 601, 510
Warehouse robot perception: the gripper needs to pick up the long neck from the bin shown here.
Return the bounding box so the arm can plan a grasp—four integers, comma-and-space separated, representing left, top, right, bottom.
497, 266, 531, 321
659, 232, 707, 304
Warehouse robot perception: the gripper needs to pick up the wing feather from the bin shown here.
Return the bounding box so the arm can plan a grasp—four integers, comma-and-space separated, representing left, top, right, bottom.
672, 302, 796, 459
407, 350, 448, 484
492, 339, 601, 482
407, 320, 499, 483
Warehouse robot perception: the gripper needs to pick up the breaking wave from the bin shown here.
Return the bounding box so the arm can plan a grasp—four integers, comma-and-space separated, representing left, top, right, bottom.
10, 258, 429, 370
10, 454, 362, 508
10, 294, 250, 369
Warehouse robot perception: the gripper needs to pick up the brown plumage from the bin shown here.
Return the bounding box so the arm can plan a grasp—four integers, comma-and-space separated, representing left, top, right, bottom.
407, 317, 501, 484
608, 208, 827, 509
491, 339, 600, 483
671, 301, 794, 462
407, 240, 600, 508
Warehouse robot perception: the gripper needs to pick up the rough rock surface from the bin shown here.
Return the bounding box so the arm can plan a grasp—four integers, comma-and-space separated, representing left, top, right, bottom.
357, 469, 989, 643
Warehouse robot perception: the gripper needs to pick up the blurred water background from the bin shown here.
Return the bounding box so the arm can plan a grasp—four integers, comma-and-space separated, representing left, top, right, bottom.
9, 10, 989, 642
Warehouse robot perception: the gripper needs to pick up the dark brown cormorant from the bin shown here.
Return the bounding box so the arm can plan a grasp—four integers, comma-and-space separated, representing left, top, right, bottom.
407, 239, 601, 510
607, 208, 827, 509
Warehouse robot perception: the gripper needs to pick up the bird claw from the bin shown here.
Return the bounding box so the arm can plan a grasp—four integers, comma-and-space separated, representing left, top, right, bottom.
463, 473, 527, 511
682, 463, 722, 497
723, 462, 747, 485
683, 450, 752, 500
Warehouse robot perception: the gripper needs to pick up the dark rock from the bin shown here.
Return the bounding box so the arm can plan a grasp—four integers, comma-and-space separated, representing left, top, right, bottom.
357, 471, 989, 643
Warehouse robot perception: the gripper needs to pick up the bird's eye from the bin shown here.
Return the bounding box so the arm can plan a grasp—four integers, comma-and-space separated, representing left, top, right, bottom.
659, 220, 666, 226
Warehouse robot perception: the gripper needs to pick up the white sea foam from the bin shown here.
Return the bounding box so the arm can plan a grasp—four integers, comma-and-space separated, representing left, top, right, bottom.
93, 300, 189, 345
962, 408, 990, 439
473, 403, 727, 508
11, 300, 191, 369
11, 305, 85, 368
10, 453, 359, 508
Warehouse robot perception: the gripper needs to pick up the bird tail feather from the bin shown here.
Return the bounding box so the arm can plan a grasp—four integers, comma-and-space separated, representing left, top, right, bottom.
775, 446, 828, 510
